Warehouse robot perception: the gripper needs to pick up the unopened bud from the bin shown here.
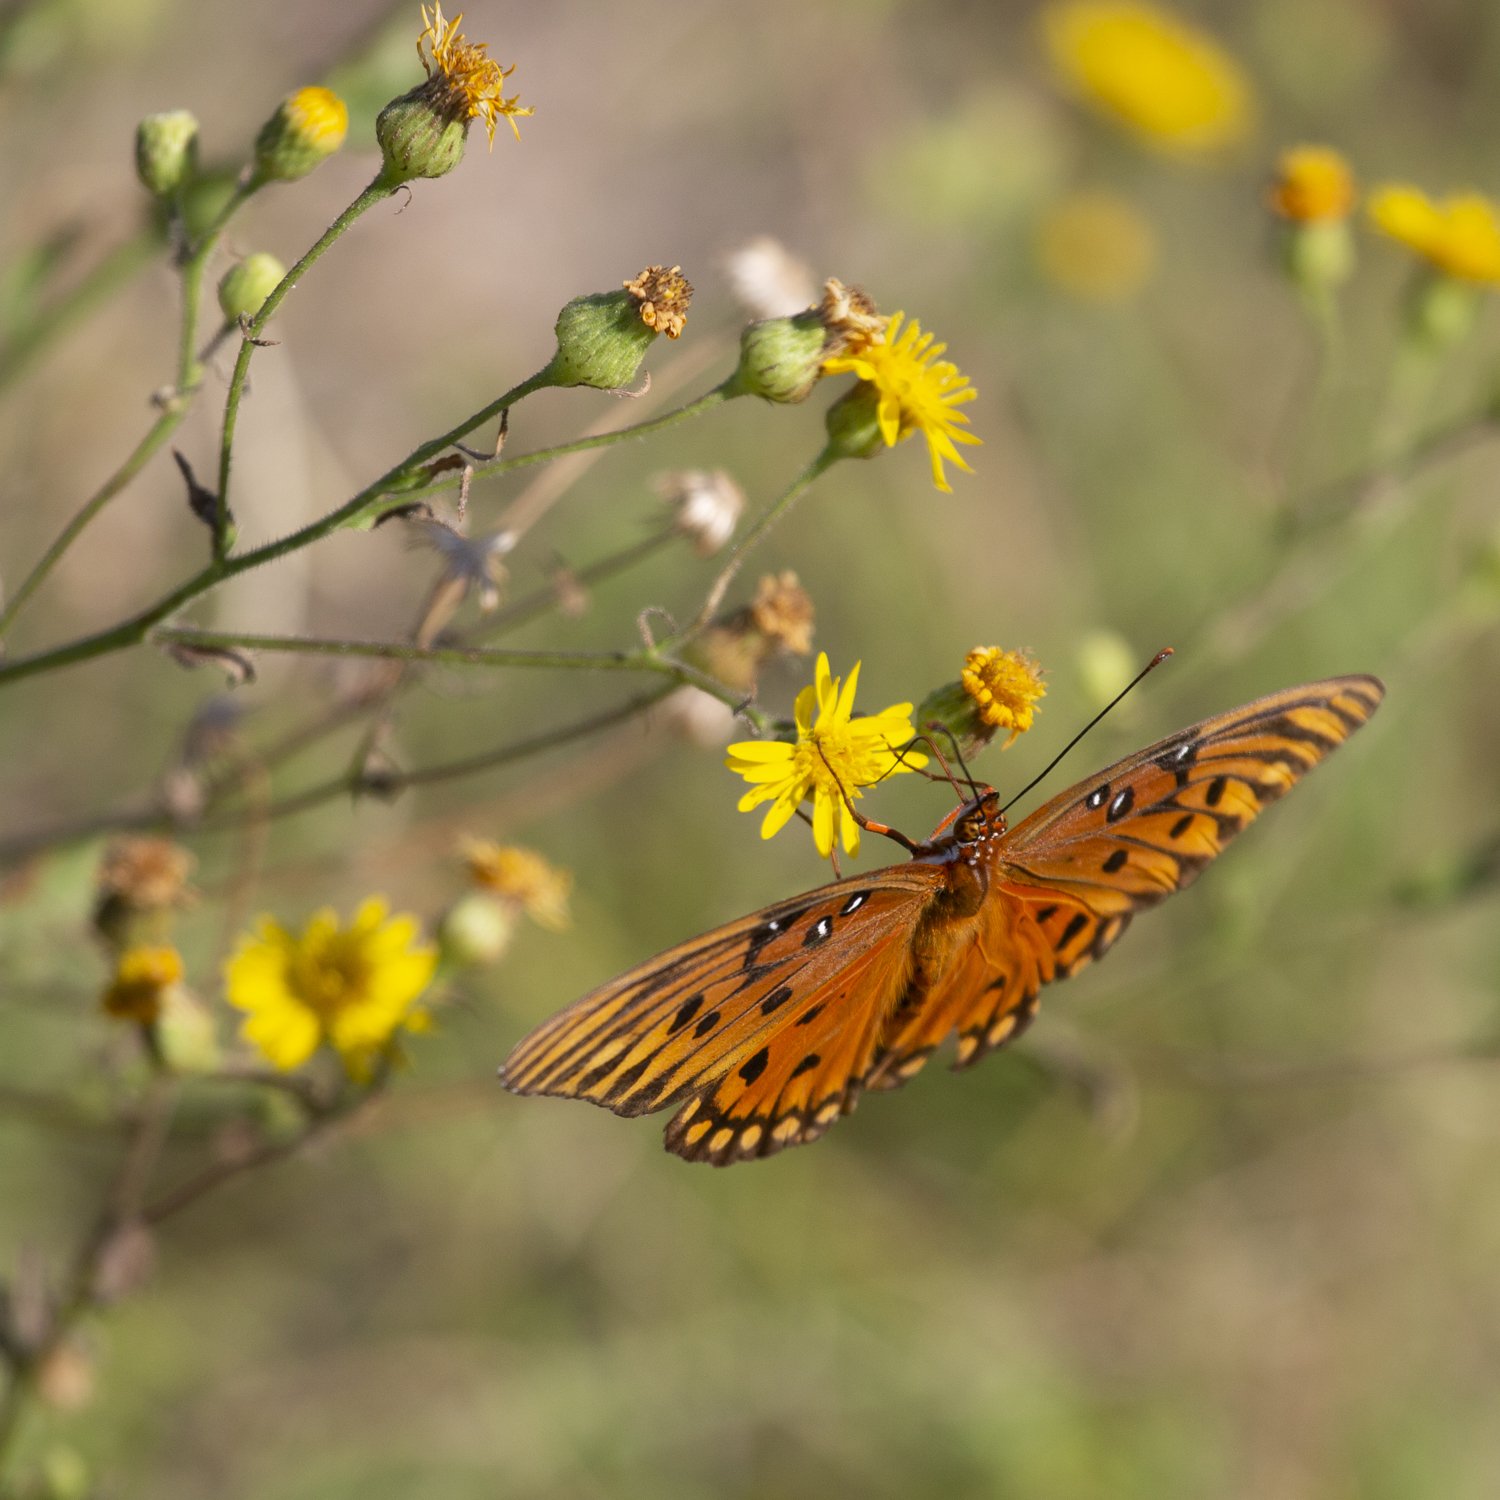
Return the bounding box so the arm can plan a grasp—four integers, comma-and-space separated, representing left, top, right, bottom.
134, 110, 199, 198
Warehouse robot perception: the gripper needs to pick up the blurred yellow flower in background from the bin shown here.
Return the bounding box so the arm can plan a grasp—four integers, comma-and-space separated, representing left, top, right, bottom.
1042, 0, 1254, 157
1368, 186, 1500, 284
102, 945, 184, 1025
822, 313, 981, 493
959, 647, 1047, 748
226, 899, 437, 1077
1269, 145, 1357, 222
1036, 189, 1156, 302
463, 842, 573, 931
726, 653, 926, 859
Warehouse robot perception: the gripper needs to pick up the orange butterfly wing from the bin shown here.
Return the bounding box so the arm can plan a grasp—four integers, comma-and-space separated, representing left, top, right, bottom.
867, 675, 1385, 1088
500, 867, 944, 1161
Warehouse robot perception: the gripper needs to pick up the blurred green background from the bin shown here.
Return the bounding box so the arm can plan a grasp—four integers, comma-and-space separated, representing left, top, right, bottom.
2, 0, 1499, 1495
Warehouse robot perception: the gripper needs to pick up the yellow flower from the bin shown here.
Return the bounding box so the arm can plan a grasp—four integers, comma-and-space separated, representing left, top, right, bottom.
102, 946, 184, 1025
1268, 145, 1356, 223
960, 647, 1047, 748
418, 2, 533, 145
822, 312, 981, 493
1042, 1, 1253, 157
726, 653, 926, 859
1036, 189, 1156, 302
461, 843, 572, 931
1368, 185, 1500, 284
225, 899, 437, 1078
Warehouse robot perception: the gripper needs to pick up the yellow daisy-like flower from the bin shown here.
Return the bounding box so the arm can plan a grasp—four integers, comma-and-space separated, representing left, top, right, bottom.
102, 945, 185, 1025
726, 653, 926, 859
1042, 0, 1253, 157
822, 312, 981, 493
960, 647, 1047, 748
1036, 189, 1157, 303
1268, 145, 1356, 223
461, 842, 572, 931
225, 899, 438, 1079
1367, 185, 1500, 285
418, 2, 533, 145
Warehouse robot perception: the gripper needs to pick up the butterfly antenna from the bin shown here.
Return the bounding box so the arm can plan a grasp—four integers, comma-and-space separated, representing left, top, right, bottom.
920, 722, 985, 802
999, 647, 1174, 816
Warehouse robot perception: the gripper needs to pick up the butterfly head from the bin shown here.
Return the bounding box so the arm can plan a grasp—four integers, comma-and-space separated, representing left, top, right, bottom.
951, 787, 1005, 846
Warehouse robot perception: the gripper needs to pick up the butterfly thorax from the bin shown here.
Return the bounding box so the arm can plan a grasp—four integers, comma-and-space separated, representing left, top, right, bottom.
911, 788, 1009, 923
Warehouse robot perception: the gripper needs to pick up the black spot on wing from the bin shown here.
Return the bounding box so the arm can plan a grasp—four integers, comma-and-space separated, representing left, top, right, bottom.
738, 1047, 770, 1085
760, 985, 794, 1016
692, 1008, 721, 1039
790, 1053, 820, 1078
1058, 912, 1089, 948
668, 995, 704, 1035
1103, 848, 1129, 873
802, 915, 834, 948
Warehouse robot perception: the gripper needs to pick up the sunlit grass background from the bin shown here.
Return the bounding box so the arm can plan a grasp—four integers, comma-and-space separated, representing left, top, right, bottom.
2, 0, 1499, 1495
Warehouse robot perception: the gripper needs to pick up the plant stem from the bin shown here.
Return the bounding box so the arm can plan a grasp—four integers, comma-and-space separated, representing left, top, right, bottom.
0, 184, 256, 640
0, 379, 733, 688
668, 443, 838, 646
214, 177, 394, 556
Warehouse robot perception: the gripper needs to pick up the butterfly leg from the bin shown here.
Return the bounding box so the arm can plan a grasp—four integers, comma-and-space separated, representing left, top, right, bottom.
813, 742, 923, 855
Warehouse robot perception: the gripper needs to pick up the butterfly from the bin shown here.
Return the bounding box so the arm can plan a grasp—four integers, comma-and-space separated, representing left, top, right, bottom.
501, 676, 1384, 1165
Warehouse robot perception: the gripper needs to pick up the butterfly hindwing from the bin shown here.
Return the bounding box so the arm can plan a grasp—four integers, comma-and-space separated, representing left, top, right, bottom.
664, 932, 915, 1164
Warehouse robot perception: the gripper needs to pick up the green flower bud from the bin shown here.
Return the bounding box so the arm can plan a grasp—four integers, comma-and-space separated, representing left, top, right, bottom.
217, 253, 287, 323
1280, 218, 1355, 296
543, 267, 692, 390
914, 678, 993, 761
134, 110, 199, 198
727, 311, 828, 403
438, 892, 517, 968
822, 381, 885, 463
1074, 629, 1138, 715
156, 986, 222, 1074
544, 292, 655, 390
375, 83, 469, 186
253, 86, 349, 183
1406, 272, 1481, 351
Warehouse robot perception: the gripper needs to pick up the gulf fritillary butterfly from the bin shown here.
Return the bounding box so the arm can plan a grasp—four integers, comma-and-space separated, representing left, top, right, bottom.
501, 676, 1383, 1165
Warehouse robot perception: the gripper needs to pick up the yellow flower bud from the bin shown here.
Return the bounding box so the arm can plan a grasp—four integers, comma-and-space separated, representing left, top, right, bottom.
253, 86, 349, 183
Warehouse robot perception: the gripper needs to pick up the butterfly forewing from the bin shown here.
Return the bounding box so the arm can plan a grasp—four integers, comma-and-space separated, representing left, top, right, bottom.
996, 676, 1385, 918
872, 677, 1383, 1086
500, 868, 943, 1123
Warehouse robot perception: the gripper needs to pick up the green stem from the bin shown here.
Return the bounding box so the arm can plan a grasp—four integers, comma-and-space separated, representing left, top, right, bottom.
0, 377, 732, 687
148, 626, 757, 722
214, 176, 395, 557
666, 443, 838, 648
0, 185, 256, 641
382, 378, 737, 511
